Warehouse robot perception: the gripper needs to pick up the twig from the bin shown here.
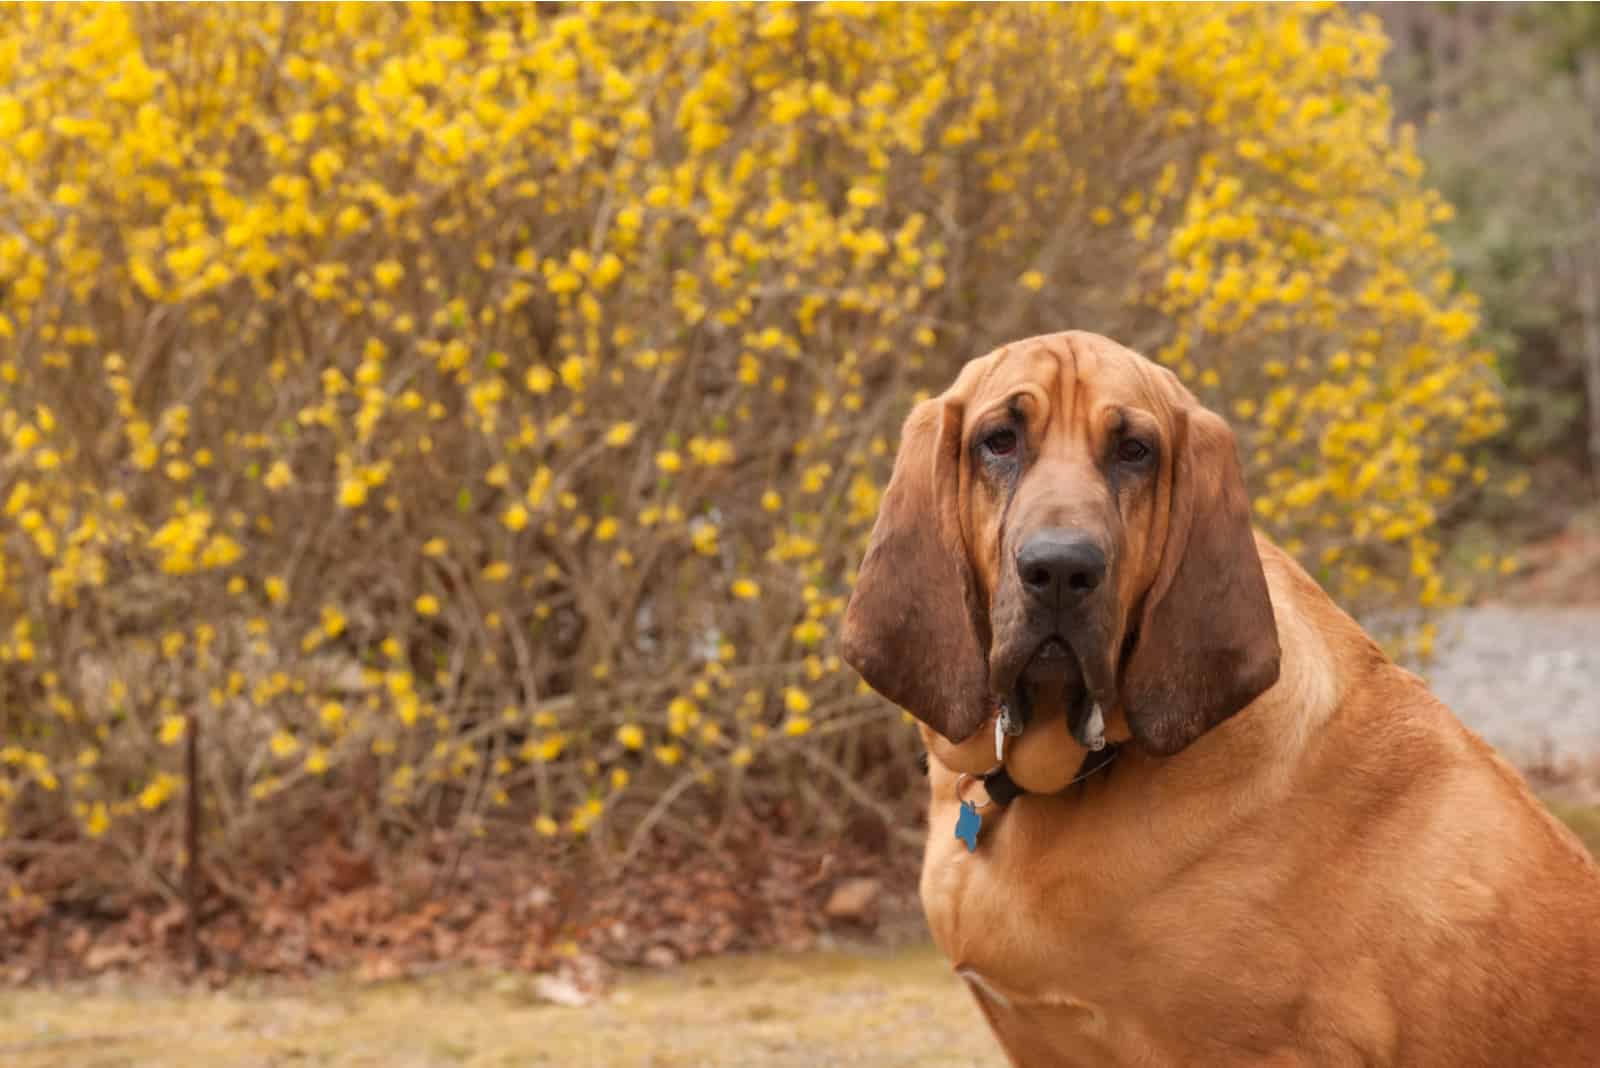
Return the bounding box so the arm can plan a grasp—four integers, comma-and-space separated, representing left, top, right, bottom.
184, 705, 204, 975
795, 747, 924, 849
618, 767, 709, 870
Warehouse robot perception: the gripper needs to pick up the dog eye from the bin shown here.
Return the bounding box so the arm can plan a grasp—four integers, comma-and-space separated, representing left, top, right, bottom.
981, 428, 1018, 458
1116, 438, 1150, 464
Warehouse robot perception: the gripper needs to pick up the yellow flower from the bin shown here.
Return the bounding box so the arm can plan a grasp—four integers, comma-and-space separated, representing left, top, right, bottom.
263, 460, 294, 490
591, 252, 624, 289
319, 702, 345, 728
338, 478, 368, 509
1019, 269, 1045, 291
526, 466, 553, 508
559, 356, 585, 392
138, 773, 180, 812
158, 714, 186, 746
373, 260, 404, 289
616, 723, 645, 750
200, 534, 243, 568
792, 619, 825, 646
847, 185, 881, 209
667, 696, 700, 735
691, 523, 719, 556
784, 687, 812, 714
415, 594, 441, 616
604, 422, 636, 447
525, 365, 554, 393
731, 579, 760, 600
527, 734, 566, 762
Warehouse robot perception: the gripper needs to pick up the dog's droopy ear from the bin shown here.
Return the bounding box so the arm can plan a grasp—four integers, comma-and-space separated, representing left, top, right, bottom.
1120, 405, 1280, 757
842, 397, 991, 743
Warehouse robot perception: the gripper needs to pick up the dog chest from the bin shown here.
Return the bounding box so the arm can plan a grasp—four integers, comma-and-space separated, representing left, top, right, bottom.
919, 796, 1116, 1007
918, 793, 1336, 1064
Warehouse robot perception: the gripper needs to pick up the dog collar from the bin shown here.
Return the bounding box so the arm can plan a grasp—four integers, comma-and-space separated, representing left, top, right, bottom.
982, 743, 1120, 807
948, 741, 1121, 853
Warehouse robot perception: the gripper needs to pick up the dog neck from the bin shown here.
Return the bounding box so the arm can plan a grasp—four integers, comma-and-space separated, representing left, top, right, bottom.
1232, 538, 1354, 771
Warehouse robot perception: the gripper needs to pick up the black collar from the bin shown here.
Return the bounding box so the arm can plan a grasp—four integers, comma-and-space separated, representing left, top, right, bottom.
980, 742, 1122, 806
914, 741, 1123, 804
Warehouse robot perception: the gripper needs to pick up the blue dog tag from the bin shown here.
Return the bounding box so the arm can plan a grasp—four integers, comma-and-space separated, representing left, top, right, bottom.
955, 800, 982, 852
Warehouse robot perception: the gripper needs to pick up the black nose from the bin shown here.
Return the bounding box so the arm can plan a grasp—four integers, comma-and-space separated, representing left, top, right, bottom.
1016, 530, 1107, 602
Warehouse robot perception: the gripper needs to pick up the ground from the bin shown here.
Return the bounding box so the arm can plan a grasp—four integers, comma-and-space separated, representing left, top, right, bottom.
0, 944, 1001, 1068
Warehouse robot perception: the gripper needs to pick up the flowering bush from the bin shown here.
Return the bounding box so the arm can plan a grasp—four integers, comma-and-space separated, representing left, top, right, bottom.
0, 3, 1503, 885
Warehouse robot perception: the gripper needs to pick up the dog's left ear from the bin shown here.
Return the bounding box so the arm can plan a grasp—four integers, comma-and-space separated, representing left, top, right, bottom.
1120, 405, 1280, 757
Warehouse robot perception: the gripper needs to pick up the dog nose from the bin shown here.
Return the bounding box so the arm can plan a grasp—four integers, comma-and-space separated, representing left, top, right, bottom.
1017, 530, 1107, 601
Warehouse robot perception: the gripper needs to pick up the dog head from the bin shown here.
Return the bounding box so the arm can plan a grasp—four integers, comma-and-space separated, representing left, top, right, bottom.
841, 331, 1279, 759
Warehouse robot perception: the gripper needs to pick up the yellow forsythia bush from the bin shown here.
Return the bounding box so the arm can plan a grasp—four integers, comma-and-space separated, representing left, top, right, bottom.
0, 3, 1502, 871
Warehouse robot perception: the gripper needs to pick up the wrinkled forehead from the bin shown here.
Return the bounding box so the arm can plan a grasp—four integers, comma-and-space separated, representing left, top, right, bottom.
959, 332, 1177, 430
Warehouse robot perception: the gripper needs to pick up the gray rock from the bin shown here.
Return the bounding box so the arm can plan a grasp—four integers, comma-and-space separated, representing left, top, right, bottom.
1423, 606, 1600, 763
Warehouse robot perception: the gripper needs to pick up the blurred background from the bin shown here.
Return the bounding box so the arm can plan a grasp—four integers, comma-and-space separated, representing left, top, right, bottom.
0, 4, 1596, 1065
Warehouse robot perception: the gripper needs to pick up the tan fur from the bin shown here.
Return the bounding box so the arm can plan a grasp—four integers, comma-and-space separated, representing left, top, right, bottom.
872, 334, 1600, 1065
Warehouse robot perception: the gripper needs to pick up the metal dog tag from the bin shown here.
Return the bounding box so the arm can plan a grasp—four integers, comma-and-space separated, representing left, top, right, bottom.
954, 773, 991, 853
994, 701, 1024, 763
955, 801, 982, 853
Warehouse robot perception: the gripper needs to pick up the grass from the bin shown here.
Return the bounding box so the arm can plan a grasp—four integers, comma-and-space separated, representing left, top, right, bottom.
4, 802, 1595, 1068
0, 943, 1002, 1068
1547, 800, 1600, 855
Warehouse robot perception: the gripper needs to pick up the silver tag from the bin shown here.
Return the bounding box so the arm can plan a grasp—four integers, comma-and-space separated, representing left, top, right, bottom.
998, 702, 1025, 736
1082, 702, 1107, 752
994, 702, 1024, 762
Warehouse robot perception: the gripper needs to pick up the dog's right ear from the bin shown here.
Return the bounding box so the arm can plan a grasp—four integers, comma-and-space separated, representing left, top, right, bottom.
841, 396, 991, 743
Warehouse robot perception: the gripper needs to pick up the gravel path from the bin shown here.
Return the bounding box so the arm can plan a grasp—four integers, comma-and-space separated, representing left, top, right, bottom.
1424, 605, 1600, 763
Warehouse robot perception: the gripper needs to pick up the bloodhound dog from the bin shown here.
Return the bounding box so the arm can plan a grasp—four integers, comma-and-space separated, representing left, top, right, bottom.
842, 332, 1600, 1066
